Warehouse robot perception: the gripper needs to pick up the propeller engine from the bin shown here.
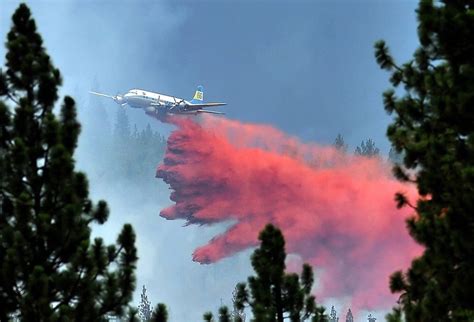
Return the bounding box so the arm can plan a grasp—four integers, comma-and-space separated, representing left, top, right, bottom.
89, 91, 127, 106
113, 94, 126, 105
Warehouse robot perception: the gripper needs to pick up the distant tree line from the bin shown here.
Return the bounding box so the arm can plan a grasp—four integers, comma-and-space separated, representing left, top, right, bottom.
110, 108, 167, 183
333, 133, 404, 164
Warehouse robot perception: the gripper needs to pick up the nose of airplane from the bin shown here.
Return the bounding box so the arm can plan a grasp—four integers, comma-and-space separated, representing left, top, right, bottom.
122, 92, 134, 102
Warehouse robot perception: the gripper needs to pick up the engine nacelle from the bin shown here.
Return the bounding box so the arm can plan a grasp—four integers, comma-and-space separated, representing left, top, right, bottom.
113, 95, 125, 105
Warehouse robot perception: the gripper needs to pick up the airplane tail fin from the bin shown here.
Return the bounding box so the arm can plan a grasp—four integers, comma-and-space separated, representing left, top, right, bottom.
190, 85, 204, 104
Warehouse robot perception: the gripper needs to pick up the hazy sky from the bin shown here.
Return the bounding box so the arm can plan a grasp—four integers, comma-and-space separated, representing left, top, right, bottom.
0, 1, 419, 320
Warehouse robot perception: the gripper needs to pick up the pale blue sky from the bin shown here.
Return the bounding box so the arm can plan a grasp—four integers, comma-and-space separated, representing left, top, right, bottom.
0, 1, 419, 320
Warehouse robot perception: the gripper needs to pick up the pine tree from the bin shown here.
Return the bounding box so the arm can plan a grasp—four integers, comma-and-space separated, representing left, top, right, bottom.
203, 312, 214, 322
0, 4, 137, 320
151, 303, 168, 322
138, 285, 152, 321
127, 308, 140, 322
367, 314, 376, 322
328, 306, 338, 322
384, 307, 402, 322
232, 224, 327, 322
232, 284, 246, 322
354, 139, 379, 157
312, 307, 328, 322
218, 306, 231, 322
374, 0, 474, 320
334, 134, 348, 153
345, 309, 353, 322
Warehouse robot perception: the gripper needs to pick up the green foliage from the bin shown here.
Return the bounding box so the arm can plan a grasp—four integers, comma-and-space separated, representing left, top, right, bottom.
127, 307, 140, 322
218, 306, 231, 322
203, 312, 214, 322
375, 0, 474, 320
0, 4, 137, 320
138, 285, 152, 321
312, 306, 328, 322
151, 303, 168, 322
354, 139, 380, 157
203, 225, 326, 322
385, 307, 402, 322
232, 283, 247, 322
233, 224, 327, 322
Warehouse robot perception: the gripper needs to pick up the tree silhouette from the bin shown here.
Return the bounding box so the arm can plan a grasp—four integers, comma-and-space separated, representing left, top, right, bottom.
234, 224, 327, 322
375, 0, 474, 320
334, 134, 348, 153
0, 4, 137, 320
354, 139, 379, 157
151, 303, 168, 322
138, 285, 152, 321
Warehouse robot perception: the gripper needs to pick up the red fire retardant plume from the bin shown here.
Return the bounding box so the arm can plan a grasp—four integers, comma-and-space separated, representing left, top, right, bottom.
155, 114, 421, 310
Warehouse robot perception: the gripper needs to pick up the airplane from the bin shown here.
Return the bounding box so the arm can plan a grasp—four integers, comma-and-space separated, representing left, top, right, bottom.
89, 85, 226, 115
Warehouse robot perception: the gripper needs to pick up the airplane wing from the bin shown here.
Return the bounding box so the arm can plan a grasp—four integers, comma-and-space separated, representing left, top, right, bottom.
196, 109, 225, 115
89, 90, 127, 106
89, 91, 115, 99
186, 102, 227, 108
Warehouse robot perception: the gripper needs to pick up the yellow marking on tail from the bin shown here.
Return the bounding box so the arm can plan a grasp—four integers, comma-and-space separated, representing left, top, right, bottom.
194, 91, 203, 101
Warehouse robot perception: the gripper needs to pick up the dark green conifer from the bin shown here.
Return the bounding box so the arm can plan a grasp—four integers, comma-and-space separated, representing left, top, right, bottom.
232, 283, 247, 322
151, 303, 168, 322
234, 224, 327, 322
374, 0, 474, 320
0, 4, 137, 320
203, 312, 214, 322
218, 306, 231, 322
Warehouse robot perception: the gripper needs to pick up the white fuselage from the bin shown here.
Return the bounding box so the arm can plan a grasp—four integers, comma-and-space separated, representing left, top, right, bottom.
123, 89, 189, 110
